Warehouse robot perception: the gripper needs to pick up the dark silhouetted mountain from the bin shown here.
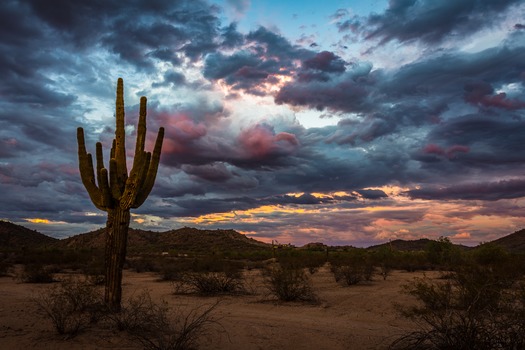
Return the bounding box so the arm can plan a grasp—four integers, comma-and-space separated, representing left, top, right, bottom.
56, 226, 271, 253
367, 238, 435, 252
0, 220, 58, 249
367, 238, 472, 252
488, 229, 525, 253
3, 221, 525, 254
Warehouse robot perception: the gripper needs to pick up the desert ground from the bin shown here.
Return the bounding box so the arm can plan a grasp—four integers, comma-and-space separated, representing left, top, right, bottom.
0, 265, 430, 350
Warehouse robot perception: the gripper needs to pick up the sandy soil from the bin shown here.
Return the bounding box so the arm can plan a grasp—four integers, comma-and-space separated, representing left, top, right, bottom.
0, 266, 433, 349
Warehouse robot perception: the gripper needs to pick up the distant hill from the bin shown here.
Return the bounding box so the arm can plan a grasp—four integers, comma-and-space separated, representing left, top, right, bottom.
489, 229, 525, 253
367, 238, 472, 252
3, 220, 525, 254
56, 226, 271, 253
0, 220, 58, 249
367, 238, 434, 252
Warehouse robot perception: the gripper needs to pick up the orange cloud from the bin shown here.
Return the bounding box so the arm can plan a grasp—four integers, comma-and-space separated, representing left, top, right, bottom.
25, 218, 50, 224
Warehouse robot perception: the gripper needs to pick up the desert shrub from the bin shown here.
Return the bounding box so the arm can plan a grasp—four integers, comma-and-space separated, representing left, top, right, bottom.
264, 265, 318, 302
371, 246, 395, 280
0, 259, 12, 276
330, 254, 375, 286
173, 271, 245, 295
112, 291, 221, 350
34, 278, 104, 336
332, 265, 362, 285
425, 236, 464, 269
395, 251, 430, 272
391, 264, 525, 350
15, 248, 102, 270
19, 264, 56, 283
127, 256, 163, 273
158, 257, 244, 282
277, 251, 326, 274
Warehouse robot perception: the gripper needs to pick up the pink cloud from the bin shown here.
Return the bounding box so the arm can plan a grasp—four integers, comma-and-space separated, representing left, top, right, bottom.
156, 113, 207, 155
464, 81, 525, 110
238, 124, 299, 159
423, 143, 469, 159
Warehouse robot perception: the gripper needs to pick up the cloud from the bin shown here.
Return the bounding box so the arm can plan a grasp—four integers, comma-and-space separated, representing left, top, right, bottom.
406, 178, 525, 201
225, 0, 251, 18
359, 0, 522, 45
464, 80, 525, 110
422, 144, 470, 159
237, 124, 299, 163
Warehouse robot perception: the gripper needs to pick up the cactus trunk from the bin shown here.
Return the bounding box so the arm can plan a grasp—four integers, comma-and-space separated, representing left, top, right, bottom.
77, 78, 164, 311
104, 206, 130, 310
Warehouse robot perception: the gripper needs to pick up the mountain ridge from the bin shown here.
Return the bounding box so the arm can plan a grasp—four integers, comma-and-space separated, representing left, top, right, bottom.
1, 220, 525, 253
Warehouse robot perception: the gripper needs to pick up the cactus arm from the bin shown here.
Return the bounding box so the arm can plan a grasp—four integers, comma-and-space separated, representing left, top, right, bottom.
110, 139, 116, 159
115, 78, 128, 190
134, 97, 147, 157
109, 158, 121, 200
120, 151, 150, 209
77, 127, 105, 211
99, 168, 112, 208
121, 96, 149, 209
95, 142, 105, 185
132, 127, 164, 208
136, 151, 151, 194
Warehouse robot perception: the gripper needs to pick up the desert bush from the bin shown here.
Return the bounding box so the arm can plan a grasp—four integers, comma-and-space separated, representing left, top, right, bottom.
127, 256, 163, 273
425, 236, 463, 269
112, 291, 221, 350
264, 265, 318, 302
391, 264, 525, 350
330, 256, 375, 286
34, 278, 104, 336
331, 265, 368, 285
19, 264, 56, 283
277, 251, 326, 274
173, 271, 245, 295
158, 257, 244, 282
0, 259, 12, 276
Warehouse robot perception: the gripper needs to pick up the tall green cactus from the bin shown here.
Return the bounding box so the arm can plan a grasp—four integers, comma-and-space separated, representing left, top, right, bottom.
77, 78, 164, 310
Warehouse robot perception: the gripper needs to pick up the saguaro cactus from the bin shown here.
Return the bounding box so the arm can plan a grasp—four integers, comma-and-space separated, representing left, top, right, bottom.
77, 78, 164, 310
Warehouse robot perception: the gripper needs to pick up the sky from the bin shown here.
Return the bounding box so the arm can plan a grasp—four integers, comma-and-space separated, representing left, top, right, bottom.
1, 0, 525, 247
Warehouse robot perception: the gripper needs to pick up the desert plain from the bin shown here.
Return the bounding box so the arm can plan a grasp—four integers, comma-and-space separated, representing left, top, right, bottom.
0, 265, 427, 350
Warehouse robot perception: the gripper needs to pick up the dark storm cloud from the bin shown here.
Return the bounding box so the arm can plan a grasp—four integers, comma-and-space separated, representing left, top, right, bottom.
203, 26, 317, 95
355, 189, 388, 199
275, 62, 375, 113
406, 178, 525, 201
381, 46, 525, 99
144, 190, 363, 218
181, 162, 234, 182
418, 116, 525, 168
353, 0, 523, 45
220, 22, 245, 48
20, 0, 222, 70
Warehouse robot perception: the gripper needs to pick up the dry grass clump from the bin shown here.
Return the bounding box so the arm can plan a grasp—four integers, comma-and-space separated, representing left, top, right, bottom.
33, 278, 104, 336
173, 271, 245, 295
111, 291, 222, 350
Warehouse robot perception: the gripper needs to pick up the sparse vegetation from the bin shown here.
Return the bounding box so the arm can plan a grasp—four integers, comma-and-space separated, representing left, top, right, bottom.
19, 264, 57, 283
329, 250, 375, 286
34, 278, 104, 336
391, 260, 525, 350
174, 271, 245, 295
112, 291, 221, 350
264, 265, 318, 303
